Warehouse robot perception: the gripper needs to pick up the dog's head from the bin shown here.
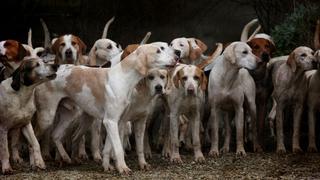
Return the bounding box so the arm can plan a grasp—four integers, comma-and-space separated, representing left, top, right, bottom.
89, 39, 122, 66
173, 65, 207, 96
286, 46, 316, 72
132, 43, 178, 75
170, 37, 207, 61
247, 37, 275, 63
224, 42, 260, 70
0, 40, 30, 70
145, 68, 168, 95
10, 58, 59, 91
51, 34, 86, 64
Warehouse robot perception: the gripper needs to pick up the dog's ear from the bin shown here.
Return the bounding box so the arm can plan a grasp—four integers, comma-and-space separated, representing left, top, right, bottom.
10, 62, 25, 91
268, 41, 276, 54
224, 44, 236, 64
287, 51, 296, 72
17, 43, 29, 60
195, 39, 207, 53
200, 71, 208, 91
51, 37, 61, 55
188, 39, 202, 61
88, 46, 97, 66
135, 50, 148, 76
173, 69, 182, 88
75, 36, 87, 54
136, 78, 147, 92
121, 44, 139, 60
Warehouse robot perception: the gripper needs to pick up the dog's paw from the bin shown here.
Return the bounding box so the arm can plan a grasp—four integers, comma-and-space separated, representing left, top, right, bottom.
276, 147, 286, 154
12, 155, 24, 164
103, 164, 115, 172
144, 150, 152, 159
194, 155, 205, 163
33, 158, 46, 170
161, 150, 170, 158
93, 153, 102, 163
170, 154, 183, 163
139, 162, 151, 170
293, 147, 303, 154
117, 165, 132, 175
236, 149, 246, 157
2, 163, 13, 175
307, 146, 318, 153
78, 152, 89, 161
42, 153, 53, 161
220, 147, 230, 154
208, 149, 219, 158
61, 155, 72, 164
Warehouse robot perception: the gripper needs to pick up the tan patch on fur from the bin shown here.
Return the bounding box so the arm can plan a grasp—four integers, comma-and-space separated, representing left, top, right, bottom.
194, 67, 207, 91
65, 67, 108, 106
121, 44, 139, 60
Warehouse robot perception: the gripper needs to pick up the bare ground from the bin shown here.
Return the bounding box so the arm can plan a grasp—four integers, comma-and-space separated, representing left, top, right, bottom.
2, 152, 320, 179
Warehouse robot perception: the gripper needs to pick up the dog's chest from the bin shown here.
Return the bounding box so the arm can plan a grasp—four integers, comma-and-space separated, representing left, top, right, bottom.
179, 97, 199, 113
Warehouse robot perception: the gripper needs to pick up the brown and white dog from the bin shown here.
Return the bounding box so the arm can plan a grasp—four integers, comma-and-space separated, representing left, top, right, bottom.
51, 34, 87, 65
170, 37, 207, 65
34, 43, 177, 173
271, 46, 316, 154
0, 58, 58, 174
166, 64, 207, 163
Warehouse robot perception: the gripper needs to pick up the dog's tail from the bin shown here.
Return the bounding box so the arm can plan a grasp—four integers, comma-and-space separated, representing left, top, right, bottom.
101, 16, 115, 39
314, 19, 320, 50
240, 18, 259, 42
28, 28, 33, 48
247, 25, 262, 41
197, 43, 223, 69
140, 32, 152, 45
40, 18, 51, 49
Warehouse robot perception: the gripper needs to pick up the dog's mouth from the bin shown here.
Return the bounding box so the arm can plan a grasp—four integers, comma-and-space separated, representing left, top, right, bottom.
46, 74, 57, 80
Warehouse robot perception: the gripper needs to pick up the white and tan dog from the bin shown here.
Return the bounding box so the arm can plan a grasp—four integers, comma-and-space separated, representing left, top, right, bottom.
0, 58, 58, 174
170, 37, 207, 65
166, 64, 207, 163
208, 42, 261, 157
34, 43, 177, 173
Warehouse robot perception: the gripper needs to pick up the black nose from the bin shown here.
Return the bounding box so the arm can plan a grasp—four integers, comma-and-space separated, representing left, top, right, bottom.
51, 64, 59, 71
312, 60, 318, 69
174, 50, 181, 57
261, 52, 270, 62
65, 49, 72, 57
155, 84, 163, 93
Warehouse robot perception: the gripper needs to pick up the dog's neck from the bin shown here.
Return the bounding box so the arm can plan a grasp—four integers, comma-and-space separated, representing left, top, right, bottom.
284, 64, 307, 87
219, 58, 242, 89
4, 78, 37, 105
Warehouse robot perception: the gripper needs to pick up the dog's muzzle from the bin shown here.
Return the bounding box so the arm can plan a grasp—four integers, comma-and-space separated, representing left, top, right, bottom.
261, 52, 270, 62
187, 85, 195, 95
155, 84, 163, 94
65, 49, 73, 58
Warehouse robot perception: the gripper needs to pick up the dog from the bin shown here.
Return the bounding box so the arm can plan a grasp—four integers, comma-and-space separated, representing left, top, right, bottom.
34, 43, 177, 173
208, 42, 261, 157
246, 33, 276, 146
0, 58, 58, 174
166, 64, 207, 162
170, 37, 207, 65
271, 46, 316, 154
51, 34, 87, 65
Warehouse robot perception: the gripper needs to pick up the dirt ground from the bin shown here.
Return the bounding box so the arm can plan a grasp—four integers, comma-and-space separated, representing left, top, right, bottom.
3, 152, 320, 179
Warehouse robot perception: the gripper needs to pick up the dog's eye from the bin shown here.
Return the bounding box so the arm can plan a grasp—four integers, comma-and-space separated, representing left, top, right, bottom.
180, 44, 184, 47
107, 44, 112, 49
242, 50, 248, 54
60, 42, 66, 47
182, 76, 187, 81
160, 46, 165, 50
160, 75, 165, 79
170, 43, 173, 46
194, 76, 200, 81
156, 49, 161, 54
148, 75, 154, 80
71, 41, 76, 46
36, 63, 40, 67
253, 45, 259, 50
265, 44, 270, 49
116, 44, 120, 48
301, 53, 307, 57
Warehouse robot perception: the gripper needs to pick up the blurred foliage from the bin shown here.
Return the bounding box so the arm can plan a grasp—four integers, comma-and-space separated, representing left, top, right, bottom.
271, 4, 320, 56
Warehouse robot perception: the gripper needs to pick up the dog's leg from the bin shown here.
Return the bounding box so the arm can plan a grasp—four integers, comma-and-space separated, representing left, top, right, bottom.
0, 127, 12, 174
169, 110, 182, 163
308, 107, 318, 152
220, 113, 231, 154
292, 104, 303, 153
191, 111, 205, 162
134, 117, 150, 170
257, 94, 267, 144
247, 95, 262, 152
10, 128, 24, 163
235, 105, 246, 156
103, 116, 131, 174
41, 130, 53, 160
21, 123, 46, 170
78, 136, 88, 161
102, 134, 114, 171
91, 120, 102, 162
144, 128, 152, 159
276, 103, 286, 154
209, 106, 220, 157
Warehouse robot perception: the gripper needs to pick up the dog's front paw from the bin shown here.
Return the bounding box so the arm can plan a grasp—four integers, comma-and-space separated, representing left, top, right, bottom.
208, 149, 219, 158
194, 154, 205, 163
116, 164, 132, 175
276, 147, 286, 154
293, 146, 303, 154
2, 163, 13, 175
93, 152, 102, 163
161, 149, 171, 158
220, 146, 229, 154
170, 153, 183, 163
12, 155, 24, 164
139, 162, 151, 170
253, 143, 263, 153
32, 157, 46, 170
236, 148, 246, 157
307, 146, 318, 153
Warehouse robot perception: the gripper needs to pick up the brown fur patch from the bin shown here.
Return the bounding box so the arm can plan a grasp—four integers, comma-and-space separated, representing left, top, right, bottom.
247, 38, 275, 59
121, 44, 139, 60
64, 67, 108, 106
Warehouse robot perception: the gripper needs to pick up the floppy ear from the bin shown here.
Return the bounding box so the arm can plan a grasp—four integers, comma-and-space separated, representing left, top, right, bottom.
51, 37, 61, 55
188, 41, 202, 61
173, 70, 181, 88
165, 71, 169, 88
136, 78, 147, 92
76, 37, 87, 54
286, 51, 296, 72
10, 67, 21, 91
269, 41, 276, 54
17, 43, 28, 60
88, 46, 97, 66
224, 44, 236, 64
195, 39, 207, 53
200, 71, 208, 91
135, 51, 148, 76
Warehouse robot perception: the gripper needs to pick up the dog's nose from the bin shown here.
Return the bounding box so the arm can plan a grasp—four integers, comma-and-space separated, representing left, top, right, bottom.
65, 49, 72, 58
155, 84, 163, 93
187, 86, 195, 95
261, 52, 270, 62
174, 50, 181, 58
312, 60, 318, 69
